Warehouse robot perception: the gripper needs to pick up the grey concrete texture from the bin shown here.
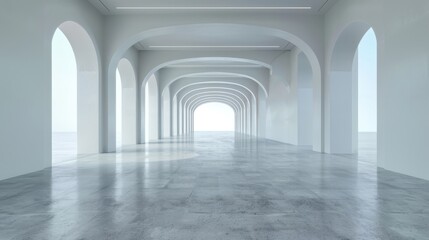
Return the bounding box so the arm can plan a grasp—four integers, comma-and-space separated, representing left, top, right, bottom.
0, 132, 428, 240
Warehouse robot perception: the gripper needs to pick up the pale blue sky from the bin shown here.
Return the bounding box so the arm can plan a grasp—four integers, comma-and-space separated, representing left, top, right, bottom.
52, 29, 77, 132
358, 29, 377, 132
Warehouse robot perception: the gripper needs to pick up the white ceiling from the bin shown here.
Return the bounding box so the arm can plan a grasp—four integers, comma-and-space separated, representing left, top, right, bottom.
134, 25, 294, 51
87, 0, 337, 69
88, 0, 338, 15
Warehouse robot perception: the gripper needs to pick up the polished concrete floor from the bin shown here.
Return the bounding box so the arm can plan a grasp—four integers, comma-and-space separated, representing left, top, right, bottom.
1, 132, 429, 240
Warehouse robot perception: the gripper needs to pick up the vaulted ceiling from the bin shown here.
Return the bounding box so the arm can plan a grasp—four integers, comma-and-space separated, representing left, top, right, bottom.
89, 0, 332, 86
134, 25, 294, 51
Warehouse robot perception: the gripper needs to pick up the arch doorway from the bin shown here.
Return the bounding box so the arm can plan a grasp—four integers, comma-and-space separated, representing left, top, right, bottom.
51, 21, 99, 164
328, 24, 377, 157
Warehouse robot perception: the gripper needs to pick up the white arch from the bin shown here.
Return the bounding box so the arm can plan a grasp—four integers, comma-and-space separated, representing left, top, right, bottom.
184, 92, 247, 115
158, 67, 269, 97
180, 88, 251, 107
140, 55, 271, 86
108, 24, 321, 78
189, 98, 242, 133
171, 82, 257, 137
162, 75, 259, 137
191, 98, 241, 116
104, 23, 323, 152
326, 22, 378, 154
182, 94, 244, 133
54, 21, 100, 155
172, 77, 259, 102
189, 97, 242, 122
174, 81, 258, 132
180, 87, 254, 136
185, 93, 247, 134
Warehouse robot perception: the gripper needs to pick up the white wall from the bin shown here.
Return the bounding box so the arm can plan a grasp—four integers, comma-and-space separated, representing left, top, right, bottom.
117, 56, 139, 146
325, 0, 429, 180
0, 0, 104, 181
265, 52, 296, 143
162, 88, 171, 138
265, 49, 313, 146
297, 52, 313, 146
257, 88, 267, 138
145, 74, 159, 141
172, 95, 178, 136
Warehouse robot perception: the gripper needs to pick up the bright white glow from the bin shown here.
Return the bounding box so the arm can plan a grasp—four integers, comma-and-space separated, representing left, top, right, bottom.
149, 45, 281, 49
194, 102, 235, 131
117, 7, 311, 10
358, 29, 377, 132
52, 29, 77, 133
116, 69, 122, 146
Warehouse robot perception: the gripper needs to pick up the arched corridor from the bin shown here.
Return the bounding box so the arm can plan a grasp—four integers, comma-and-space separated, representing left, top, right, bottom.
2, 0, 429, 239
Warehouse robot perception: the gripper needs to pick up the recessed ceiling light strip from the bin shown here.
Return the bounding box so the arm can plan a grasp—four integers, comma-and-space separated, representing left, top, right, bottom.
167, 65, 263, 68
116, 7, 311, 10
148, 46, 281, 48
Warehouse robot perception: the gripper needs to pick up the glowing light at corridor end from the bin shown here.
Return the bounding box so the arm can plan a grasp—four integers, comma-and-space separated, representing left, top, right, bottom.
194, 102, 235, 131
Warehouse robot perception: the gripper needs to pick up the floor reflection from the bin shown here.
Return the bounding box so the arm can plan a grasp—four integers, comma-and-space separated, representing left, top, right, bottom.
1, 132, 428, 239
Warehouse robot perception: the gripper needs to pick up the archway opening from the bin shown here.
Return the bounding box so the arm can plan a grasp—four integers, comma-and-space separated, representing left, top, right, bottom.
357, 29, 377, 158
194, 102, 235, 132
52, 28, 77, 164
51, 21, 100, 164
109, 23, 323, 150
329, 24, 377, 156
145, 74, 159, 142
